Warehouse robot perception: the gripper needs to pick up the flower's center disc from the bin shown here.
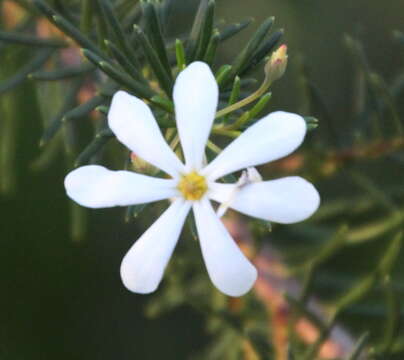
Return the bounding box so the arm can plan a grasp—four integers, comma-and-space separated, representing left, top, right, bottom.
177, 171, 207, 201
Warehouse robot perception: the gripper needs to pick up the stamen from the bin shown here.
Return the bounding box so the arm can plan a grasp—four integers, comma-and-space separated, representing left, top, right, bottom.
177, 171, 207, 201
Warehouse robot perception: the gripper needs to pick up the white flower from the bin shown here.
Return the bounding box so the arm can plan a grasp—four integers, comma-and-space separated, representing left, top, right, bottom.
64, 62, 320, 297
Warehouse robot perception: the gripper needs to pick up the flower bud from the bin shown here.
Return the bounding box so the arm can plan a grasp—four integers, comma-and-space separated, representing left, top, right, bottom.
265, 44, 288, 84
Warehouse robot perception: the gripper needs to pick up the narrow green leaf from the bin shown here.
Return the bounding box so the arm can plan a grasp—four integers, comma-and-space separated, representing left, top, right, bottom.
334, 274, 376, 310
97, 0, 142, 72
57, 15, 104, 56
104, 39, 142, 82
96, 105, 109, 115
346, 332, 369, 360
75, 127, 114, 166
233, 111, 250, 127
343, 35, 387, 137
226, 92, 272, 129
350, 170, 399, 214
82, 48, 155, 99
304, 116, 319, 130
63, 95, 106, 122
175, 39, 186, 70
30, 135, 62, 172
150, 95, 174, 114
33, 0, 104, 57
369, 72, 403, 135
0, 86, 17, 194
241, 29, 283, 75
249, 92, 272, 119
40, 79, 84, 147
346, 212, 403, 244
32, 0, 57, 19
223, 76, 241, 123
223, 16, 274, 87
122, 2, 142, 30
0, 30, 67, 47
29, 63, 94, 81
299, 263, 315, 305
378, 232, 402, 276
228, 76, 241, 105
219, 18, 253, 42
80, 0, 94, 34
93, 0, 109, 51
186, 0, 209, 60
215, 64, 232, 85
310, 225, 348, 267
52, 0, 77, 24
142, 1, 172, 79
133, 25, 173, 96
155, 0, 174, 33
377, 276, 400, 355
203, 29, 220, 66
70, 202, 87, 242
0, 48, 54, 94
1, 14, 34, 39
193, 0, 215, 61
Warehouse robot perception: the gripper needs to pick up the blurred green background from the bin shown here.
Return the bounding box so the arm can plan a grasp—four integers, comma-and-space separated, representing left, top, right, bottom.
1, 0, 404, 359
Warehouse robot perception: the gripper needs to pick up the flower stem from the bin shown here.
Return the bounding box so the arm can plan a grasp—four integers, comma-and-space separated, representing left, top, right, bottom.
215, 74, 271, 119
211, 127, 241, 138
207, 140, 222, 154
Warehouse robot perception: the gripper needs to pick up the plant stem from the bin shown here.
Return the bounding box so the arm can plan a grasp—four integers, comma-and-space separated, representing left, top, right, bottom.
215, 76, 270, 119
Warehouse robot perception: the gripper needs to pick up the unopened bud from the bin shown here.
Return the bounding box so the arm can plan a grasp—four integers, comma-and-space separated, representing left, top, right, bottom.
265, 44, 288, 84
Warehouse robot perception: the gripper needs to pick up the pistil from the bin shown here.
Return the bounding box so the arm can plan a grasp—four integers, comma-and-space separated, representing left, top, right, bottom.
177, 171, 207, 201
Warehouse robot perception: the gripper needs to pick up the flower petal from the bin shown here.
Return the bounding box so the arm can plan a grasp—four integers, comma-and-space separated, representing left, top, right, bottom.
108, 91, 184, 177
120, 199, 191, 294
193, 199, 257, 296
65, 165, 178, 208
203, 111, 307, 180
209, 177, 320, 224
173, 62, 218, 171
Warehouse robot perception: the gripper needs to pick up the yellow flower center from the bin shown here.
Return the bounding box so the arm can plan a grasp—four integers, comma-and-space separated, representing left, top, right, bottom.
177, 171, 207, 201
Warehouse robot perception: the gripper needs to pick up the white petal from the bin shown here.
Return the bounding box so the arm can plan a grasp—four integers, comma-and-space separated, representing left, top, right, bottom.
120, 200, 191, 294
203, 111, 307, 180
193, 199, 257, 296
209, 177, 320, 224
173, 62, 218, 171
65, 165, 178, 208
108, 91, 184, 177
